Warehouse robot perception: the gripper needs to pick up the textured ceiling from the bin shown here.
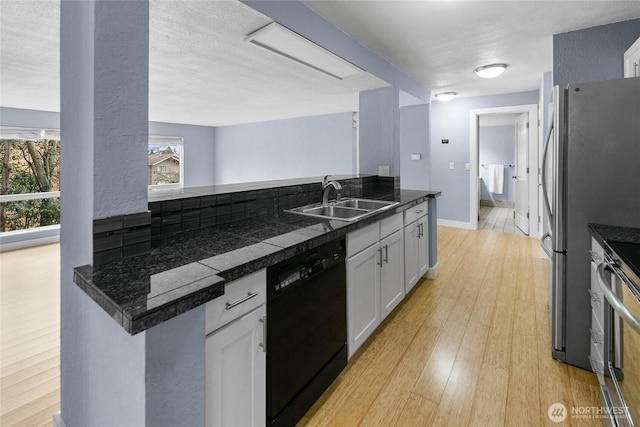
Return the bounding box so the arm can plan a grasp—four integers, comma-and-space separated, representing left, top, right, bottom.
303, 0, 640, 100
0, 0, 388, 127
1, 1, 640, 128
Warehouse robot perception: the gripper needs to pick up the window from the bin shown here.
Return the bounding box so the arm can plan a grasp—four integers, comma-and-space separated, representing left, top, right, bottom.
0, 127, 61, 233
148, 136, 183, 191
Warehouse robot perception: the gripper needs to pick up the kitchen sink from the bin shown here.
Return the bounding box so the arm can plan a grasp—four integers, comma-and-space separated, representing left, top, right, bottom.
334, 198, 396, 210
285, 198, 399, 222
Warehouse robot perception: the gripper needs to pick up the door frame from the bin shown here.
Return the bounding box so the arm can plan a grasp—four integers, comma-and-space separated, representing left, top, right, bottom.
469, 104, 539, 237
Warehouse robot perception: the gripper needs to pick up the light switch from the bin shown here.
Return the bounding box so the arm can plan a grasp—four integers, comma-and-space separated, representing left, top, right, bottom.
465, 163, 470, 171
449, 162, 455, 170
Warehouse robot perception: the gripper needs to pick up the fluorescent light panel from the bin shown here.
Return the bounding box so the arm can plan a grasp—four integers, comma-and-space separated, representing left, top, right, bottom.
246, 22, 362, 80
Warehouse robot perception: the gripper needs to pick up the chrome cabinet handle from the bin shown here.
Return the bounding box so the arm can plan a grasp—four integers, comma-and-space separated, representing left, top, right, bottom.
225, 292, 259, 310
597, 262, 640, 334
384, 245, 389, 264
377, 248, 383, 266
259, 316, 266, 353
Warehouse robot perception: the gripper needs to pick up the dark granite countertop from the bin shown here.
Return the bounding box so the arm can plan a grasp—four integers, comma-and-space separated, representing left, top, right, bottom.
588, 223, 640, 247
74, 189, 440, 334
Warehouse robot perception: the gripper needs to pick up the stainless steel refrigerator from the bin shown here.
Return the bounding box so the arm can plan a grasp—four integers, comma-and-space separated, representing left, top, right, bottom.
541, 77, 640, 371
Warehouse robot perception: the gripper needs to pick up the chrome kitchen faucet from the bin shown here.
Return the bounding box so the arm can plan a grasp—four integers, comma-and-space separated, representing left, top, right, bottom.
321, 175, 342, 205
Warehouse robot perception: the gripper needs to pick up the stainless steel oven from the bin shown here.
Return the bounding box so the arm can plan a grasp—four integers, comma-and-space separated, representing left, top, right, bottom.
596, 241, 640, 426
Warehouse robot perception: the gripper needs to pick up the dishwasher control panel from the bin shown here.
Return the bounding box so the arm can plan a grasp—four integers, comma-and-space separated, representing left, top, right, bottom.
268, 239, 345, 296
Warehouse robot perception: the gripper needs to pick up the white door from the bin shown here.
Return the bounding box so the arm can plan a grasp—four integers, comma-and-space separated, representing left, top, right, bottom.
514, 113, 529, 235
380, 230, 405, 320
206, 306, 266, 427
346, 243, 381, 358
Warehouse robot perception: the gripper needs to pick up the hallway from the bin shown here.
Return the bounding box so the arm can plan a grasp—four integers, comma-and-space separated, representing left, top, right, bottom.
479, 205, 526, 235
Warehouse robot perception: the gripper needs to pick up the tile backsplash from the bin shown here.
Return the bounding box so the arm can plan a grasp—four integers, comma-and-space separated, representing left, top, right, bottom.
92, 175, 398, 264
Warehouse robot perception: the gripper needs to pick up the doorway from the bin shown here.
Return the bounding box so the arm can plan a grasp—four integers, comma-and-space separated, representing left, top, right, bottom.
469, 104, 539, 237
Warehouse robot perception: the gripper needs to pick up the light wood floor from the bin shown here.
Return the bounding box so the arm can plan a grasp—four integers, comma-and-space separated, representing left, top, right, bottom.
300, 227, 601, 427
0, 243, 60, 427
479, 205, 525, 236
0, 230, 601, 427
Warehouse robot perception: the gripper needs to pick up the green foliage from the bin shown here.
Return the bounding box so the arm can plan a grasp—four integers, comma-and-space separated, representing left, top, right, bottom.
0, 139, 61, 232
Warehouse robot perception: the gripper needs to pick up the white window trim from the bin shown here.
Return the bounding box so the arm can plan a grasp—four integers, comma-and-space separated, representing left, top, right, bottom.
148, 135, 184, 192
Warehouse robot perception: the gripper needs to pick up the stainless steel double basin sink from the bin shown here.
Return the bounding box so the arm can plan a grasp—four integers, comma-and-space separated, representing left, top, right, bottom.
285, 198, 399, 222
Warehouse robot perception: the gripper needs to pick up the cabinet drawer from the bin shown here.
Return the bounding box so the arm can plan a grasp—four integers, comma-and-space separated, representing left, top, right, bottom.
347, 222, 380, 257
380, 212, 403, 239
404, 201, 428, 225
206, 269, 266, 335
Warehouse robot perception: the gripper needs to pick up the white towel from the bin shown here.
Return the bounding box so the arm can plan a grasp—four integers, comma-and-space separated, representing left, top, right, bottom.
488, 164, 504, 194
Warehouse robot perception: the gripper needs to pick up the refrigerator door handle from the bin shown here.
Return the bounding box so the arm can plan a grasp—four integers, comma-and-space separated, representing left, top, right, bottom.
541, 120, 554, 222
541, 232, 553, 258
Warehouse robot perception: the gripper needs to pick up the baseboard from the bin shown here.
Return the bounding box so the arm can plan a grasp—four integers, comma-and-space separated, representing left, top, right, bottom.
425, 262, 440, 279
437, 219, 475, 230
53, 412, 66, 427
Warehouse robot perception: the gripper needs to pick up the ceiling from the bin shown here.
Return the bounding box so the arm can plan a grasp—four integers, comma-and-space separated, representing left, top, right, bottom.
1, 0, 640, 128
303, 0, 640, 100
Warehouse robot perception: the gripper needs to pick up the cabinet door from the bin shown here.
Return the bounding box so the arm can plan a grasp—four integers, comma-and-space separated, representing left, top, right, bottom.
381, 229, 405, 320
418, 215, 429, 277
346, 244, 381, 359
404, 221, 419, 293
206, 305, 266, 427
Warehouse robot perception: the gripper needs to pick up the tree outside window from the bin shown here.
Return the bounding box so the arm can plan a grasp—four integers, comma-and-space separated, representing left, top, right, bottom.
0, 128, 61, 232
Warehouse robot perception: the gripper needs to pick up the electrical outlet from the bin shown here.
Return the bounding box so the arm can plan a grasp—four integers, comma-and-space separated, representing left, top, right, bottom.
449, 162, 455, 170
379, 165, 390, 176
410, 153, 421, 161
465, 163, 470, 171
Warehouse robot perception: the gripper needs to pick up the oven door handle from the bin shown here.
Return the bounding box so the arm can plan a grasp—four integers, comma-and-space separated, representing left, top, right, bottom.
597, 262, 640, 334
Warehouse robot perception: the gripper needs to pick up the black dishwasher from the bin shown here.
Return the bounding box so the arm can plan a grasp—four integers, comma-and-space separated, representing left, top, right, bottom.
266, 239, 347, 427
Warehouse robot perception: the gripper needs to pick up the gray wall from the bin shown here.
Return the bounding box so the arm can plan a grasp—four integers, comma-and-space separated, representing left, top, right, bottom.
213, 112, 355, 185
553, 18, 640, 87
400, 104, 430, 190
60, 1, 148, 425
149, 121, 216, 187
430, 91, 539, 223
359, 87, 400, 176
0, 106, 59, 128
479, 125, 515, 203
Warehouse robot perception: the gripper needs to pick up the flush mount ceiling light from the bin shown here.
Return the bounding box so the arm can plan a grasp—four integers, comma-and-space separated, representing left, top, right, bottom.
435, 92, 457, 102
474, 63, 508, 79
246, 22, 362, 80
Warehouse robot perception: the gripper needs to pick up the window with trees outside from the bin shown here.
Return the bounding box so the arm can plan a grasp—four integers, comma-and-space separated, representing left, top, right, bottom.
0, 127, 61, 233
148, 136, 183, 190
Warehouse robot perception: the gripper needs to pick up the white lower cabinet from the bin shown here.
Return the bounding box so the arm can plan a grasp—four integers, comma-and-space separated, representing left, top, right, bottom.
404, 202, 429, 293
346, 241, 381, 359
205, 271, 266, 427
380, 229, 405, 319
346, 213, 404, 358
